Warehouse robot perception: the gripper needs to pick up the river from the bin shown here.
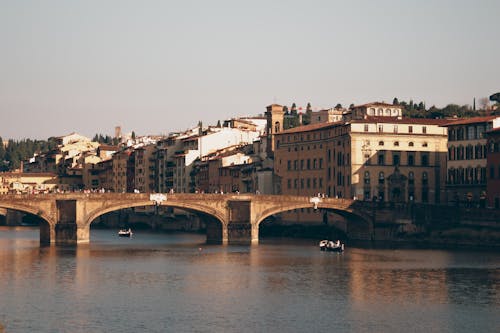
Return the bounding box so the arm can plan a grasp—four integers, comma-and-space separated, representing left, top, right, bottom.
0, 226, 498, 333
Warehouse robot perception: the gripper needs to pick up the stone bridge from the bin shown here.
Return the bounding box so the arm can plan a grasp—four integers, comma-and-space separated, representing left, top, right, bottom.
0, 193, 372, 245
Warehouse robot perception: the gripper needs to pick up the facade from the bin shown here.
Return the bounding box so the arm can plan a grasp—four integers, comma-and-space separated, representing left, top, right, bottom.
310, 107, 347, 124
274, 103, 449, 205
486, 127, 500, 208
112, 149, 134, 193
133, 145, 156, 193
442, 116, 500, 204
0, 172, 58, 194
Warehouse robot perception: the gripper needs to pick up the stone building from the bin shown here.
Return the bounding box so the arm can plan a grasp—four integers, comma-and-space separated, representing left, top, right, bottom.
274, 102, 449, 204
486, 127, 500, 208
442, 116, 500, 204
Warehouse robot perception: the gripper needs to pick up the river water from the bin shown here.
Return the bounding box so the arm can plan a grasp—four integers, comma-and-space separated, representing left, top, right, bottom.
0, 226, 498, 333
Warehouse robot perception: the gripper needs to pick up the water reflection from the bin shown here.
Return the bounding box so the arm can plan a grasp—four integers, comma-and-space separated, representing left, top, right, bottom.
0, 227, 498, 333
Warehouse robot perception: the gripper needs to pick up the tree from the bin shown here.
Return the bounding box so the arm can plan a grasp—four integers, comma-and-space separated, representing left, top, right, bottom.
393, 97, 399, 105
335, 103, 342, 109
131, 131, 136, 140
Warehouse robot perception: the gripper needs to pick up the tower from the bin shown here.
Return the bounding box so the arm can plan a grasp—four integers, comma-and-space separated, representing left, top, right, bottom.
115, 126, 122, 140
265, 104, 284, 157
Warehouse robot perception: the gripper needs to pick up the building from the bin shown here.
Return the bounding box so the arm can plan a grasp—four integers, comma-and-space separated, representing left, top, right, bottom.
442, 116, 500, 204
486, 127, 500, 208
0, 172, 58, 194
112, 149, 134, 193
133, 144, 156, 193
310, 107, 348, 124
274, 102, 449, 204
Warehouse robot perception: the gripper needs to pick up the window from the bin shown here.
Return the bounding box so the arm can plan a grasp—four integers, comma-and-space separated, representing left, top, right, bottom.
379, 172, 385, 184
287, 179, 291, 189
408, 171, 415, 185
294, 179, 298, 189
378, 153, 385, 165
393, 125, 398, 133
364, 124, 369, 132
422, 142, 428, 147
393, 153, 400, 166
421, 153, 429, 166
364, 171, 370, 184
409, 126, 413, 133
378, 125, 383, 133
287, 160, 291, 171
422, 126, 427, 134
408, 152, 415, 166
409, 142, 414, 147
490, 167, 495, 179
379, 141, 384, 146
394, 141, 399, 146
422, 172, 428, 186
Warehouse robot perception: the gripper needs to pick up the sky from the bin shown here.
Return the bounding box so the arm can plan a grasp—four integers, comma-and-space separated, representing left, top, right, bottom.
1, 0, 499, 140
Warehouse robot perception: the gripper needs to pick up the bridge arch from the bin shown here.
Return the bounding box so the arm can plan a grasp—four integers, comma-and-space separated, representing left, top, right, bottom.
0, 202, 55, 245
82, 199, 228, 244
254, 201, 372, 239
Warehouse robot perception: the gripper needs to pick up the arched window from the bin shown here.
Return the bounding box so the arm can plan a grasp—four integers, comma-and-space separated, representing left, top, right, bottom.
274, 121, 280, 133
364, 171, 370, 184
408, 171, 415, 185
379, 141, 384, 146
422, 142, 428, 147
409, 142, 414, 147
394, 141, 399, 146
377, 108, 383, 116
378, 171, 385, 184
369, 108, 375, 115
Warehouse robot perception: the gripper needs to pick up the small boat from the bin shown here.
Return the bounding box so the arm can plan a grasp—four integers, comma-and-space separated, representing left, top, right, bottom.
319, 239, 344, 252
118, 228, 133, 237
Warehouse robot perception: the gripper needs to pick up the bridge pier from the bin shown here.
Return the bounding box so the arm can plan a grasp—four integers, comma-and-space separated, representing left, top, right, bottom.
226, 200, 258, 245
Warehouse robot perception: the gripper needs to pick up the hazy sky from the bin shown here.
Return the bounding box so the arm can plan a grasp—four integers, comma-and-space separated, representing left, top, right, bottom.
1, 0, 498, 140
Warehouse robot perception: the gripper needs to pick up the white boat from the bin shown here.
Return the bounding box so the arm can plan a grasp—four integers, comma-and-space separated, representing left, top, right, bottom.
319, 239, 344, 252
118, 228, 133, 237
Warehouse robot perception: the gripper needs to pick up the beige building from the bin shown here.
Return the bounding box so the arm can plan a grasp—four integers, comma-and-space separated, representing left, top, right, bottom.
274, 102, 449, 206
310, 107, 348, 124
0, 172, 58, 194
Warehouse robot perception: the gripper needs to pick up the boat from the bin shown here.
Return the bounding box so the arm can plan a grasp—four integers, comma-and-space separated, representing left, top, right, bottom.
319, 239, 344, 252
118, 228, 133, 237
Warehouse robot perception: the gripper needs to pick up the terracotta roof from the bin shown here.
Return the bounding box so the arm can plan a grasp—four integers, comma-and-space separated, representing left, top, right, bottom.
353, 116, 451, 125
486, 127, 500, 135
277, 122, 342, 134
98, 145, 119, 151
440, 116, 499, 126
